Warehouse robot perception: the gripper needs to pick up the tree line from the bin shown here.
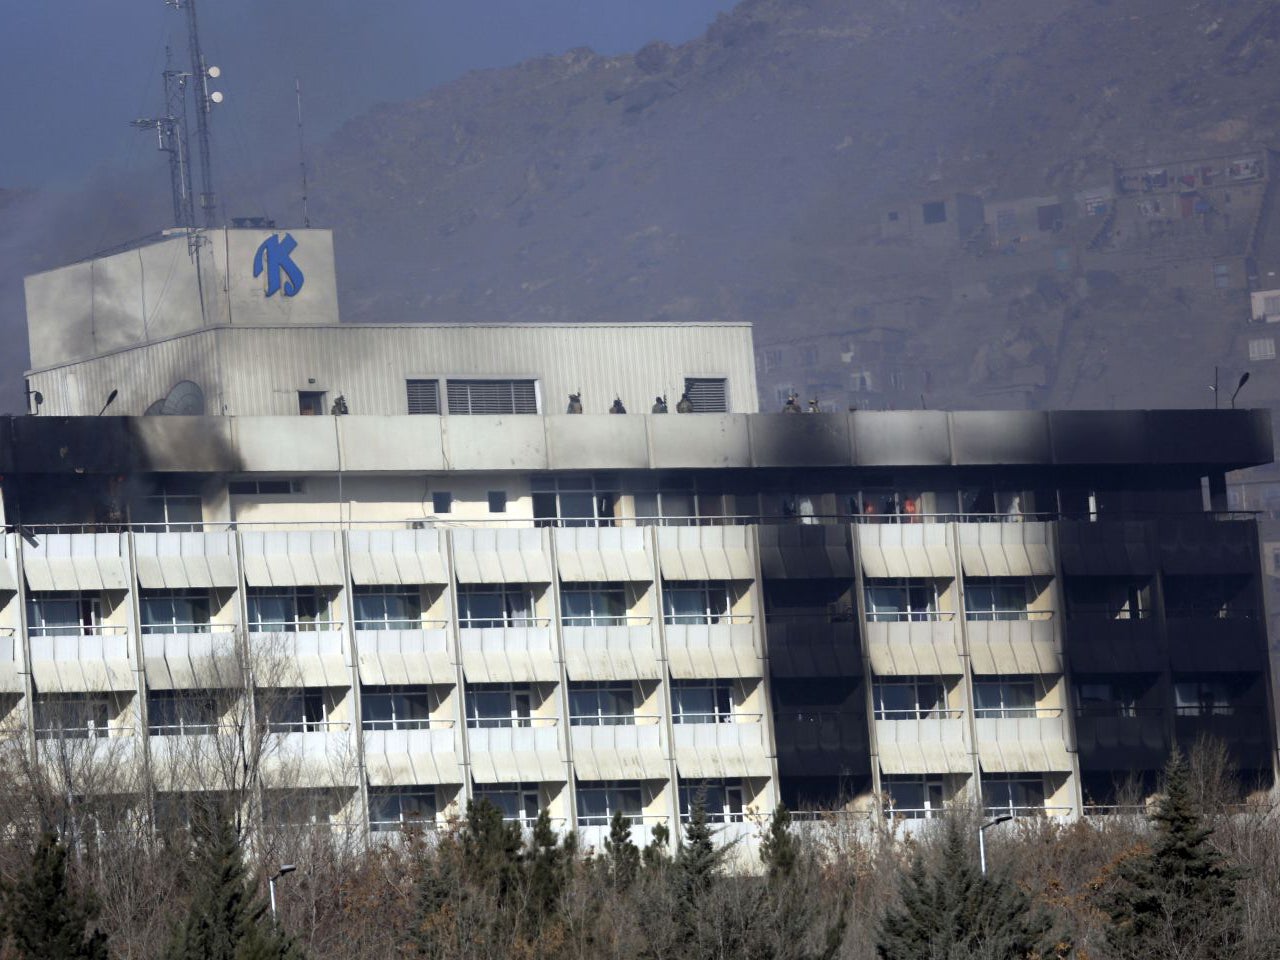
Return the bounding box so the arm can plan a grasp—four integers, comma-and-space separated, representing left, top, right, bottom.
0, 738, 1273, 960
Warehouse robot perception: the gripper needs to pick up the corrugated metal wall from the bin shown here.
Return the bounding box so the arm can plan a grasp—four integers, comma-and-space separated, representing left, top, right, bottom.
31, 323, 759, 417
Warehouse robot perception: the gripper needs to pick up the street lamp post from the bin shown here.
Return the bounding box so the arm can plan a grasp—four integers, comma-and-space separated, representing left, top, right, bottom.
978, 814, 1012, 876
268, 864, 296, 924
1231, 371, 1251, 409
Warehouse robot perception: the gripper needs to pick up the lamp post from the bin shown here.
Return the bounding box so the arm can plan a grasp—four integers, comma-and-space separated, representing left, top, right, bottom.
978, 814, 1012, 876
268, 864, 296, 924
1231, 371, 1251, 409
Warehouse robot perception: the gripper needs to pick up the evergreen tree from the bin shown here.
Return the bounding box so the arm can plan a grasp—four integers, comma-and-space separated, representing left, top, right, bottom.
674, 795, 722, 902
603, 809, 640, 889
459, 799, 523, 902
526, 807, 566, 920
760, 803, 799, 879
1104, 746, 1242, 960
641, 821, 671, 870
1, 832, 108, 960
166, 815, 298, 960
876, 818, 1063, 960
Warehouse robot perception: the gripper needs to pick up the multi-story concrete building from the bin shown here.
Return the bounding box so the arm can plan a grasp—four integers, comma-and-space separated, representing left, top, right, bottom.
5, 227, 1275, 851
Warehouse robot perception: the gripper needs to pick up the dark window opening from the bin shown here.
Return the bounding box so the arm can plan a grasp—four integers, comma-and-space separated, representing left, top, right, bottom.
431, 492, 453, 515
446, 379, 538, 415
922, 201, 947, 224
682, 377, 729, 413
488, 491, 507, 513
406, 379, 440, 415
298, 391, 325, 416
1036, 203, 1064, 232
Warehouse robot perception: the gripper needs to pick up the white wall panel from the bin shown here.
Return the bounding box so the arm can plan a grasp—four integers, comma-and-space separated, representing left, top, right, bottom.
569, 724, 667, 779
857, 524, 954, 579
553, 528, 653, 582
672, 722, 770, 778
24, 534, 129, 591
241, 531, 343, 586
958, 522, 1055, 577
459, 627, 558, 683
364, 728, 462, 785
356, 629, 453, 685
347, 529, 449, 584
657, 526, 754, 581
451, 528, 552, 584
665, 624, 761, 678
561, 626, 662, 680
874, 718, 971, 774
134, 532, 238, 589
466, 725, 564, 783
976, 718, 1073, 772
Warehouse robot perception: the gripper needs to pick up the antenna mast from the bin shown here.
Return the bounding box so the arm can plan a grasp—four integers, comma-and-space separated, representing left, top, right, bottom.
131, 46, 195, 229
173, 0, 221, 227
295, 78, 311, 228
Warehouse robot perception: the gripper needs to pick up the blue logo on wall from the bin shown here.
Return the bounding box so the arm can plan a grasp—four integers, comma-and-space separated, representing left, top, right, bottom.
253, 232, 305, 298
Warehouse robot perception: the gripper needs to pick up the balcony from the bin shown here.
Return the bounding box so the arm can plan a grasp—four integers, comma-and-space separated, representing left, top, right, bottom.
561, 618, 661, 681
356, 622, 453, 685
142, 624, 240, 689
765, 616, 860, 678
263, 722, 357, 788
672, 717, 770, 779
757, 524, 853, 579
856, 523, 953, 579
1173, 709, 1270, 769
569, 718, 667, 779
873, 712, 970, 774
1165, 614, 1266, 673
363, 721, 462, 785
133, 531, 238, 591
21, 533, 129, 592
956, 521, 1054, 577
466, 717, 563, 783
35, 732, 139, 783
458, 622, 558, 683
248, 624, 348, 687
1074, 709, 1167, 770
864, 615, 962, 675
664, 617, 760, 679
1057, 520, 1154, 576
577, 816, 668, 856
149, 724, 246, 790
1063, 613, 1164, 673
774, 707, 870, 777
656, 526, 755, 581
0, 628, 21, 692
28, 626, 133, 693
1157, 517, 1257, 575
966, 615, 1061, 675
973, 709, 1072, 773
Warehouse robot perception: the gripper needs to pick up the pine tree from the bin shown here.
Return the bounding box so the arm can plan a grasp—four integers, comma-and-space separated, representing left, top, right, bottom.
526, 807, 566, 920
876, 818, 1063, 960
459, 799, 523, 902
1104, 746, 1242, 960
166, 815, 298, 960
760, 803, 799, 879
1, 832, 108, 960
674, 795, 722, 901
603, 809, 640, 889
642, 821, 671, 869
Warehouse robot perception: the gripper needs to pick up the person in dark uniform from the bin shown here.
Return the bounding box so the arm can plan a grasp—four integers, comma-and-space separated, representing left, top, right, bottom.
567, 393, 583, 414
610, 397, 627, 414
676, 392, 694, 413
652, 396, 668, 413
783, 393, 801, 413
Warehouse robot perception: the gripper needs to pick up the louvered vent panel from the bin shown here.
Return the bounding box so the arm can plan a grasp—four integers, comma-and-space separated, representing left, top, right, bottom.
446, 379, 538, 415
406, 379, 440, 414
682, 377, 728, 413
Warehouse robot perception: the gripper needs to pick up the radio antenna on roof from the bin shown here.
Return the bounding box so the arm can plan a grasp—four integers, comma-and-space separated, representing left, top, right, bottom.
167, 0, 223, 228
295, 78, 312, 228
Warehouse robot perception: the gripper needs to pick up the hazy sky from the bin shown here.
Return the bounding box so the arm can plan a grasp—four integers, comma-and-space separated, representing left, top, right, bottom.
0, 0, 739, 190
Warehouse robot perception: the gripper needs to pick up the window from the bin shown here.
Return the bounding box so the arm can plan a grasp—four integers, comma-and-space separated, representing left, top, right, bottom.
964, 579, 1030, 621
577, 781, 643, 826
132, 491, 202, 531
369, 788, 436, 832
1065, 577, 1149, 620
882, 776, 945, 819
663, 581, 732, 625
227, 479, 302, 495
34, 695, 110, 740
140, 590, 211, 635
1249, 338, 1276, 361
1264, 294, 1280, 316
532, 474, 619, 528
353, 586, 421, 630
873, 677, 947, 719
267, 689, 329, 733
1075, 678, 1145, 717
983, 774, 1045, 817
298, 391, 326, 416
466, 685, 532, 728
671, 680, 733, 724
147, 691, 221, 736
456, 584, 537, 628
431, 491, 453, 515
1163, 575, 1252, 619
362, 686, 436, 731
886, 210, 900, 222
682, 377, 729, 413
560, 583, 627, 626
922, 201, 947, 224
406, 379, 441, 415
247, 589, 332, 632
972, 678, 1037, 718
863, 580, 939, 622
569, 682, 635, 726
1036, 203, 1064, 232
1213, 263, 1231, 289
1174, 679, 1235, 717
678, 779, 743, 823
446, 379, 538, 415
26, 593, 103, 637
488, 491, 507, 513
473, 783, 541, 826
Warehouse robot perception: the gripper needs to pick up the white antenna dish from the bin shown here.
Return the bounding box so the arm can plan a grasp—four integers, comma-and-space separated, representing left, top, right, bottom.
160, 380, 206, 415
210, 91, 224, 104
207, 65, 221, 78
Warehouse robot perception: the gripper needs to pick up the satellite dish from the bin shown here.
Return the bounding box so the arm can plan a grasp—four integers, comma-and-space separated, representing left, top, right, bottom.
143, 399, 166, 416
210, 91, 224, 104
160, 380, 206, 416
207, 65, 221, 79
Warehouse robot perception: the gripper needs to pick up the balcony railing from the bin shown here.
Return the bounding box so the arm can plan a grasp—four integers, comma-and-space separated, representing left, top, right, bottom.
577, 812, 666, 828
764, 610, 858, 625
865, 611, 955, 623
361, 718, 456, 732
972, 707, 1063, 719
370, 817, 438, 834
9, 509, 1260, 536
964, 610, 1055, 622
671, 711, 762, 725
1165, 608, 1258, 621
1065, 604, 1152, 621
662, 614, 754, 626
465, 716, 559, 730
1074, 705, 1162, 718
457, 617, 552, 629
874, 709, 965, 720
265, 720, 350, 734
1174, 705, 1237, 717
28, 624, 129, 638
568, 713, 661, 727
560, 615, 654, 627
354, 619, 450, 631
884, 807, 947, 821
147, 722, 231, 736
140, 622, 237, 636
248, 620, 343, 633
982, 805, 1073, 819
